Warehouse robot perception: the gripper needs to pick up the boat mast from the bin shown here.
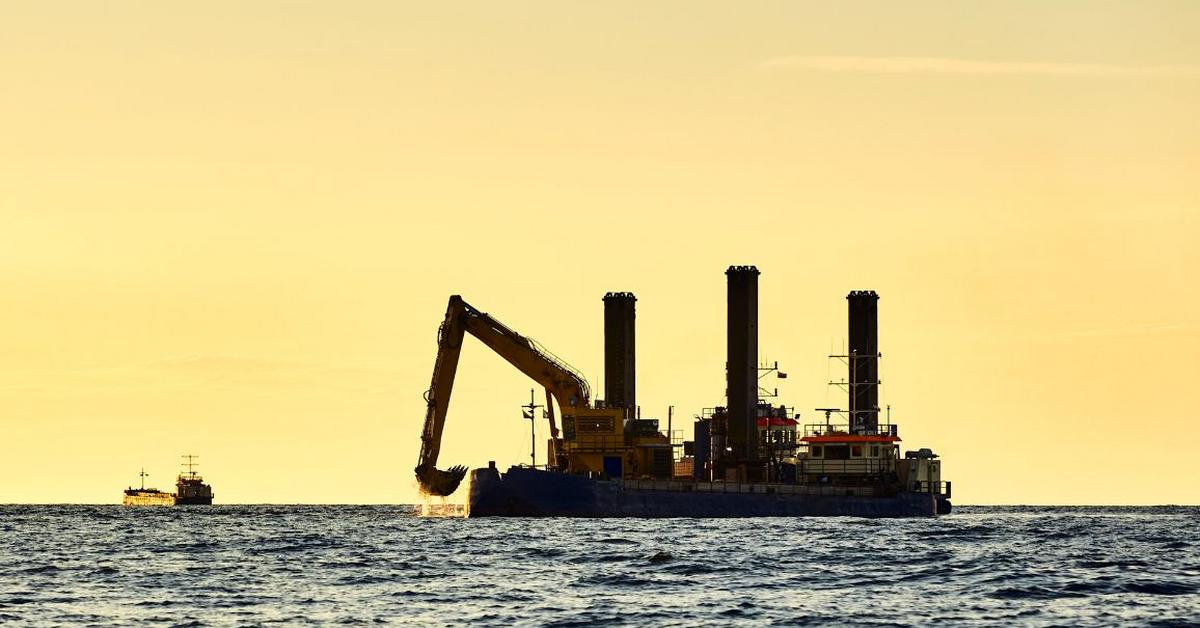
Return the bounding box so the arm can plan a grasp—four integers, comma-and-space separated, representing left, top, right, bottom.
181, 454, 199, 478
521, 389, 542, 468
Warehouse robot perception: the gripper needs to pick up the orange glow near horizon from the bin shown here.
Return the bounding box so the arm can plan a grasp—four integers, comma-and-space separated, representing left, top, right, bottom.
2, 2, 1198, 504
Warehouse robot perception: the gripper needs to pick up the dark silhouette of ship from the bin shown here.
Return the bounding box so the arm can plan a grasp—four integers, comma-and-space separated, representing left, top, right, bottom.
121, 455, 214, 506
415, 266, 951, 518
175, 454, 214, 505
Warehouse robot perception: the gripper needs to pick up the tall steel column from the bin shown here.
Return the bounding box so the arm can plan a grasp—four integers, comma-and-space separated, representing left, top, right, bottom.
726, 266, 760, 462
847, 290, 880, 434
602, 292, 636, 420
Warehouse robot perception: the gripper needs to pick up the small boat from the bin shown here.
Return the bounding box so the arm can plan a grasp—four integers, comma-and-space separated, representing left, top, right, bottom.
174, 455, 214, 505
120, 455, 215, 506
122, 468, 174, 507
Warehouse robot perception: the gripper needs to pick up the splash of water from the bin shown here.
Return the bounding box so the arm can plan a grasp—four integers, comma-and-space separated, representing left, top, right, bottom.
418, 475, 468, 518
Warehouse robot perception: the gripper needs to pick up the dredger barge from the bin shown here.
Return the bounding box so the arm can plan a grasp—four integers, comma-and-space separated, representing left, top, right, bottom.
415, 266, 951, 517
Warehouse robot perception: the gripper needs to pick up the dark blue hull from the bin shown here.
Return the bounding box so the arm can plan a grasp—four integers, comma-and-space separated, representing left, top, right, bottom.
468, 466, 945, 518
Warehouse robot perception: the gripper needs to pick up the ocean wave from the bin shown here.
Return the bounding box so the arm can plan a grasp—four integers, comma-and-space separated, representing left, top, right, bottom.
1, 505, 1198, 626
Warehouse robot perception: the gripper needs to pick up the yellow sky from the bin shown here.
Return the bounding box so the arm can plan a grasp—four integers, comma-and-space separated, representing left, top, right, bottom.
2, 2, 1198, 504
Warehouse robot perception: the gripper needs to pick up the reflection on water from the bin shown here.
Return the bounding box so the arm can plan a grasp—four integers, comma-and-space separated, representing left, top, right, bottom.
419, 500, 466, 518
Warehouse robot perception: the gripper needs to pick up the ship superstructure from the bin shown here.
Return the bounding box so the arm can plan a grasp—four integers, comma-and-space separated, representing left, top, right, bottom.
120, 455, 215, 506
414, 266, 951, 517
175, 455, 214, 505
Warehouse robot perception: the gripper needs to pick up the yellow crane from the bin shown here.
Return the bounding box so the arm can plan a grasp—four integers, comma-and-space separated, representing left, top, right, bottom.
414, 295, 592, 496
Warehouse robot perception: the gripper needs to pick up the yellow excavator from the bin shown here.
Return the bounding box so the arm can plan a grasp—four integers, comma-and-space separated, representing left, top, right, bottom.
414, 295, 593, 496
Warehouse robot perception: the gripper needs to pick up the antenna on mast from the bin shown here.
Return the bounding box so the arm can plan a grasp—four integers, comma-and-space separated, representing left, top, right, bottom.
139, 468, 149, 490
757, 360, 787, 398
813, 408, 841, 432
521, 390, 543, 468
181, 454, 200, 478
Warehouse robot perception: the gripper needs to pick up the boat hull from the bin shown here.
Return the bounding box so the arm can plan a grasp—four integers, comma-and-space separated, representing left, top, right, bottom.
122, 491, 176, 507
467, 466, 943, 518
174, 496, 214, 505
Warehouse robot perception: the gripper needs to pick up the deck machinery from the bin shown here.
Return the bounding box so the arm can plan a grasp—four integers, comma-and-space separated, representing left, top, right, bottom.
414, 267, 951, 517
414, 295, 669, 498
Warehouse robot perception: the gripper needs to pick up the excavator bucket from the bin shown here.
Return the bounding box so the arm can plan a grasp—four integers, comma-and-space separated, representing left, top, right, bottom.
416, 464, 468, 497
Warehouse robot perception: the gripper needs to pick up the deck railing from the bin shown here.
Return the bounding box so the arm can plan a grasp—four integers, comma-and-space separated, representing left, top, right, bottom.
565, 436, 625, 453
913, 480, 951, 497
803, 423, 898, 437
797, 458, 895, 475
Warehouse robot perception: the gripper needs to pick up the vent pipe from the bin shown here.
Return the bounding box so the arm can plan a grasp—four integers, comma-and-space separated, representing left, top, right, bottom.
602, 292, 636, 420
726, 266, 760, 462
847, 290, 880, 434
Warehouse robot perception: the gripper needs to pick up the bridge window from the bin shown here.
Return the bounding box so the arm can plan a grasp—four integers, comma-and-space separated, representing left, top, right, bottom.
577, 416, 615, 433
810, 446, 823, 458
825, 445, 849, 460
850, 445, 863, 458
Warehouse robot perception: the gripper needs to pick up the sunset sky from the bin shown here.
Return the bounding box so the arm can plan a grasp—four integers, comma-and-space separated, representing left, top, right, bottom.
3, 2, 1198, 504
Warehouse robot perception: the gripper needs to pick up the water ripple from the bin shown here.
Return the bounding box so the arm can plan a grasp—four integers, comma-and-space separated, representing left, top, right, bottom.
1, 505, 1198, 626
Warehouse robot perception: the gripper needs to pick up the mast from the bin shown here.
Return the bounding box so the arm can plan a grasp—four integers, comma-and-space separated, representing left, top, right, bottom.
521, 389, 543, 468
181, 454, 200, 479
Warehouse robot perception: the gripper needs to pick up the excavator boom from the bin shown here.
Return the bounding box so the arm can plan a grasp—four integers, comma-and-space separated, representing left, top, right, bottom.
415, 295, 590, 496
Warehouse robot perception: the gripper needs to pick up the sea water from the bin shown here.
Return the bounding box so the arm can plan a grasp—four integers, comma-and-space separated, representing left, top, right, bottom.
1, 506, 1197, 626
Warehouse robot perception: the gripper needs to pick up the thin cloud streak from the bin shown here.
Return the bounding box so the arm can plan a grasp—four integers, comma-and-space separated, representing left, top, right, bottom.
0, 355, 399, 397
760, 56, 1200, 77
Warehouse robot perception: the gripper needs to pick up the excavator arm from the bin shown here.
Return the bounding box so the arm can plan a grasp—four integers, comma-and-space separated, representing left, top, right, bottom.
415, 295, 591, 496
